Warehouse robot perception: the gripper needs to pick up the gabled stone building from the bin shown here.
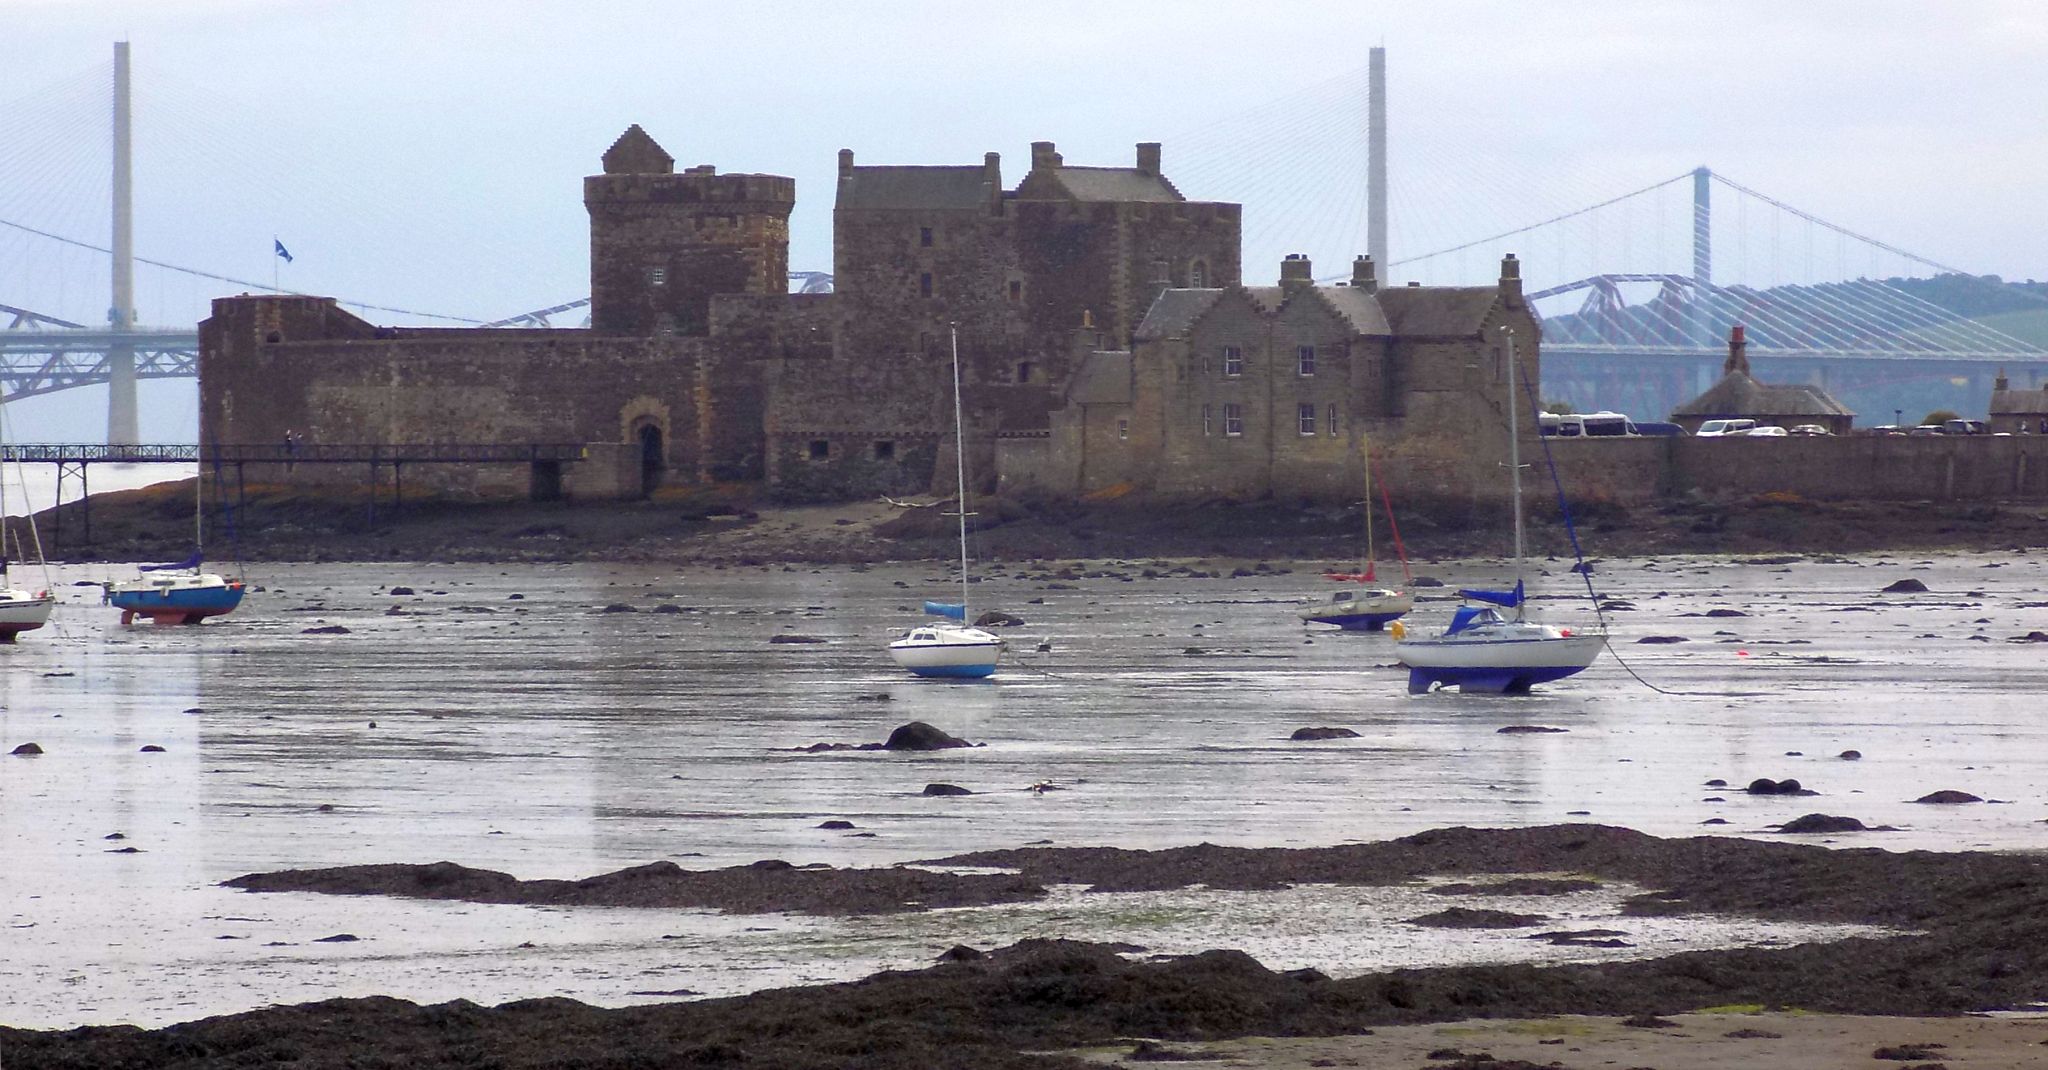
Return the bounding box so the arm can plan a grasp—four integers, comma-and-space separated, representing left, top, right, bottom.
1670, 325, 1856, 435
998, 253, 1544, 503
1989, 370, 2048, 434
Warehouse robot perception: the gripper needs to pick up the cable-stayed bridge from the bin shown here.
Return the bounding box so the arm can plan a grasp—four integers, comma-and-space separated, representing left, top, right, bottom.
5, 45, 2045, 439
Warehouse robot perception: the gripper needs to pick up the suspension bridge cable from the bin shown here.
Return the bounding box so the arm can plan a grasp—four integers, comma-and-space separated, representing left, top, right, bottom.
1389, 171, 1695, 270
1709, 170, 2002, 286
0, 216, 483, 323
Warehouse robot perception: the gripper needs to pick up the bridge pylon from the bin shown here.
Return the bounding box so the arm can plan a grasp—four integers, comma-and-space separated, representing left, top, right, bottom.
106, 40, 139, 445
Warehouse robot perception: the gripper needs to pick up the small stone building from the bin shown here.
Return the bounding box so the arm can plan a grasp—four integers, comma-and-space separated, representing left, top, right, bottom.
1669, 325, 1855, 434
1989, 370, 2048, 434
997, 253, 1544, 504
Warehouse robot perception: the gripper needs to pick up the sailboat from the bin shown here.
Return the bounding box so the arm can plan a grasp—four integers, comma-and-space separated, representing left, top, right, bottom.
888, 326, 1003, 679
1301, 433, 1412, 631
1393, 325, 1602, 694
0, 412, 56, 642
104, 467, 245, 626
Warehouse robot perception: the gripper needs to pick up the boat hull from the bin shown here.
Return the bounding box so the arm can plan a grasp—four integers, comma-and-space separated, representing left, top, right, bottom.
107, 581, 245, 625
889, 627, 1002, 679
0, 592, 54, 640
1395, 633, 1604, 694
1301, 590, 1412, 631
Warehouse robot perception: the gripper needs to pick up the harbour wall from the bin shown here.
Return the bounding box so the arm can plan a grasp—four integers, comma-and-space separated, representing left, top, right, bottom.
1549, 435, 2048, 504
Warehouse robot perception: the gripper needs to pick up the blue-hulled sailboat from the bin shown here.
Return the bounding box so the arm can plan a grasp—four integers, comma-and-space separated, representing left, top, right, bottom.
106, 475, 245, 626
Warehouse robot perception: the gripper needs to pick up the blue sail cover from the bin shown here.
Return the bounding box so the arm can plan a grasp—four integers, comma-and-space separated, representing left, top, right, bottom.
922, 601, 966, 620
139, 551, 203, 573
1455, 580, 1524, 608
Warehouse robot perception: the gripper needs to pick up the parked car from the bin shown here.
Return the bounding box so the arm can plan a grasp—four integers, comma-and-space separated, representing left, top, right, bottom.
1908, 424, 1946, 436
1867, 425, 1907, 436
1788, 424, 1832, 436
1695, 419, 1757, 437
1634, 421, 1687, 437
1745, 425, 1790, 437
1943, 419, 1990, 436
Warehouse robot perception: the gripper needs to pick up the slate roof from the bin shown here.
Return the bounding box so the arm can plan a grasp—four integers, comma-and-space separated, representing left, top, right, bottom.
1038, 166, 1184, 203
1991, 386, 2048, 415
1065, 351, 1133, 405
1374, 286, 1500, 337
838, 166, 993, 211
1134, 284, 1394, 341
1671, 372, 1857, 418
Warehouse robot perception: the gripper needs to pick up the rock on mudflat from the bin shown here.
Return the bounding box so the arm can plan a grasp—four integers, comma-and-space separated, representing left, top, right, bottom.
818, 820, 855, 830
1839, 750, 1863, 760
1498, 725, 1568, 734
1289, 726, 1360, 741
1746, 777, 1814, 796
883, 722, 976, 751
301, 625, 351, 635
1637, 635, 1689, 644
1882, 578, 1930, 593
1407, 907, 1545, 929
1775, 813, 1889, 834
1913, 790, 1983, 804
922, 783, 973, 797
10, 742, 42, 756
973, 610, 1026, 628
769, 634, 826, 644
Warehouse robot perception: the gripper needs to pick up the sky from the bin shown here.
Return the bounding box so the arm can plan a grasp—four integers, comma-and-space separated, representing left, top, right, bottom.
3, 0, 2046, 440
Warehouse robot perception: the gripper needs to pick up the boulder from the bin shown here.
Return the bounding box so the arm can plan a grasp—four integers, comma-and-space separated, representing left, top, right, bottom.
883, 722, 974, 751
1775, 813, 1877, 834
1407, 907, 1544, 929
10, 742, 42, 756
1289, 726, 1360, 741
1839, 750, 1863, 760
768, 634, 826, 644
1745, 777, 1813, 796
1913, 790, 1983, 804
139, 745, 166, 753
388, 586, 415, 596
1881, 578, 1930, 593
1637, 635, 1689, 644
1498, 725, 1568, 734
936, 944, 985, 962
301, 625, 351, 635
817, 820, 855, 830
600, 604, 637, 613
973, 610, 1026, 628
921, 783, 973, 797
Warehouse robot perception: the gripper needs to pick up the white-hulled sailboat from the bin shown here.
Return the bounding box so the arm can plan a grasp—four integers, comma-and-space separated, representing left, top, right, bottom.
0, 414, 55, 642
1393, 325, 1602, 694
888, 326, 1003, 679
1301, 433, 1412, 631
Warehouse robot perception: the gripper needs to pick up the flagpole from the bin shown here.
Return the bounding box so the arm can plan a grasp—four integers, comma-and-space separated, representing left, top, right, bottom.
272, 236, 279, 292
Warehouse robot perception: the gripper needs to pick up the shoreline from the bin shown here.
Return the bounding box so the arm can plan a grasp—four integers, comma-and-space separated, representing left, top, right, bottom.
10, 823, 2048, 1067
14, 479, 2048, 567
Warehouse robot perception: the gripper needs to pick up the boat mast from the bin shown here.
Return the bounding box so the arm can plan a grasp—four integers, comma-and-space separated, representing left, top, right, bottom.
1361, 433, 1376, 576
1503, 325, 1525, 618
950, 325, 970, 621
194, 459, 204, 560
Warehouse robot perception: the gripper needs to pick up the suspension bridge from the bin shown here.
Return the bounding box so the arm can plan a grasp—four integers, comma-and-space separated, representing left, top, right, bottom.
5, 44, 2045, 441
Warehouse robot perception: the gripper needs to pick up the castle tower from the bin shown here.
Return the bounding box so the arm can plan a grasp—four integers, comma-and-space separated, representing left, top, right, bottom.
584, 125, 795, 335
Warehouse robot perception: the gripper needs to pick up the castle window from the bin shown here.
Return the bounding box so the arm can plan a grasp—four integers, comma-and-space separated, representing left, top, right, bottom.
1017, 361, 1035, 384
1327, 403, 1339, 435
1221, 346, 1243, 377
919, 227, 934, 247
1297, 345, 1316, 376
1191, 260, 1208, 288
1117, 418, 1130, 441
1202, 404, 1213, 436
872, 440, 895, 461
808, 439, 830, 460
1298, 403, 1317, 436
920, 272, 934, 298
649, 267, 667, 287
1223, 404, 1244, 437
1008, 279, 1022, 303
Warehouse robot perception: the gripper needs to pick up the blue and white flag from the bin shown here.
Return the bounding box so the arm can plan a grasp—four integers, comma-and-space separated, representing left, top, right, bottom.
274, 239, 293, 263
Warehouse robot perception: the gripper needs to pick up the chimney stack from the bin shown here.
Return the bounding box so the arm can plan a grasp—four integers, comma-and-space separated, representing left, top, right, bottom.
1498, 252, 1524, 309
1351, 255, 1378, 294
1280, 254, 1314, 296
983, 151, 1003, 213
837, 148, 854, 179
1135, 142, 1161, 176
1030, 141, 1061, 170
1724, 323, 1750, 377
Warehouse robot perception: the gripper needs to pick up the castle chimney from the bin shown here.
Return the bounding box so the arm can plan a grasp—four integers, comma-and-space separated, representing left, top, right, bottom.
983, 151, 1002, 214
1030, 141, 1061, 170
1995, 367, 2010, 393
1499, 252, 1524, 309
1135, 142, 1161, 176
1279, 253, 1314, 296
1724, 324, 1750, 377
1351, 255, 1378, 294
838, 148, 854, 178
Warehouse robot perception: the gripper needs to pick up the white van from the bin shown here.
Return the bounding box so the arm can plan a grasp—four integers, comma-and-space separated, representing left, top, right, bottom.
1579, 411, 1641, 437
1696, 419, 1757, 437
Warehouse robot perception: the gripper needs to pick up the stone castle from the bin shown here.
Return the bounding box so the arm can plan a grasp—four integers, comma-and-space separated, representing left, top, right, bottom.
199, 126, 1535, 505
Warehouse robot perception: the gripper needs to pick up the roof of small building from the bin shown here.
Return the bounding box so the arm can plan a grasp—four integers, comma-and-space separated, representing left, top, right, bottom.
601, 125, 673, 175
1134, 284, 1395, 342
838, 166, 993, 211
1991, 386, 2048, 415
1671, 372, 1857, 419
1374, 286, 1500, 337
1035, 166, 1184, 203
1065, 351, 1133, 405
